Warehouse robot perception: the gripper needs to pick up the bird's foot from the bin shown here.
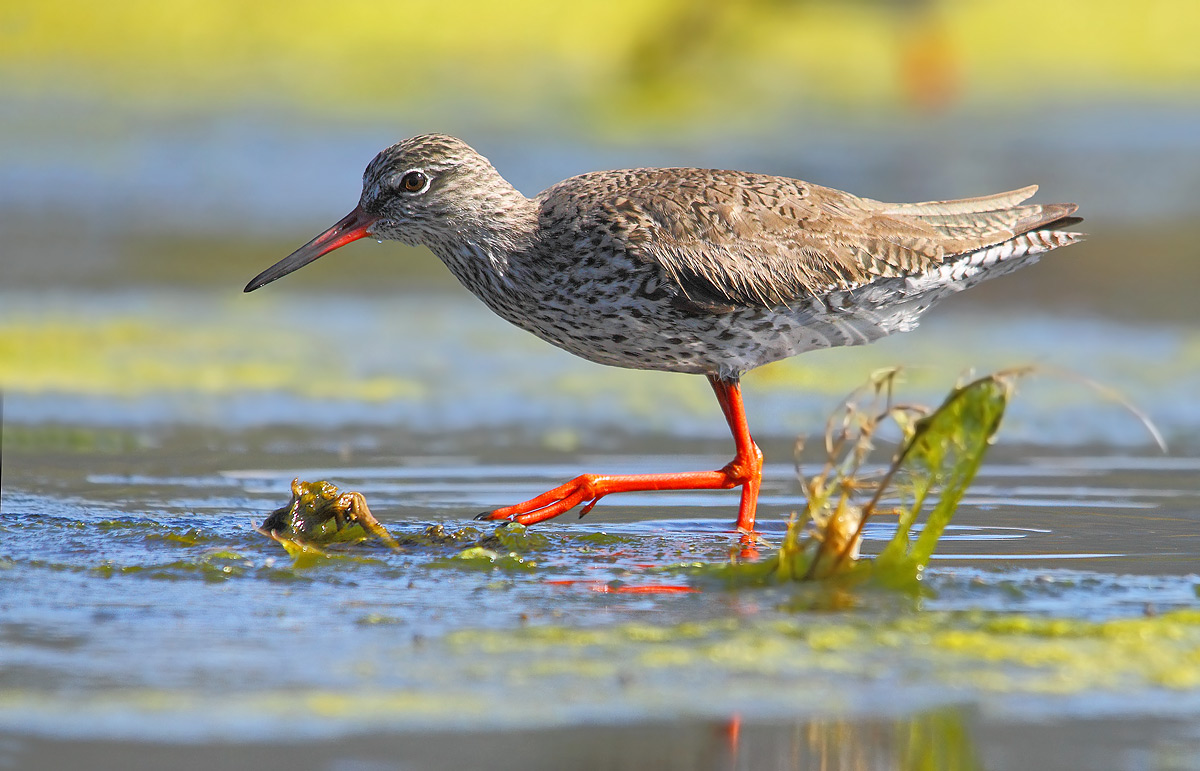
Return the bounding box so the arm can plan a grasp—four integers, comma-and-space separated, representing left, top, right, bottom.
721, 444, 763, 535
476, 464, 759, 528
476, 474, 617, 526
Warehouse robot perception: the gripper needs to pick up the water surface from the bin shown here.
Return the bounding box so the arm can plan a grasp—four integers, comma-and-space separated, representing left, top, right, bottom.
3, 286, 1199, 770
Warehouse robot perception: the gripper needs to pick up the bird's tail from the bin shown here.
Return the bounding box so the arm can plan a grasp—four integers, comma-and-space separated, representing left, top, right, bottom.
845, 195, 1083, 341
884, 184, 1082, 244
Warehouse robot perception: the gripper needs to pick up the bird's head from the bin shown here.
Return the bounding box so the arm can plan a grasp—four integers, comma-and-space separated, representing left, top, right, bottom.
245, 134, 516, 292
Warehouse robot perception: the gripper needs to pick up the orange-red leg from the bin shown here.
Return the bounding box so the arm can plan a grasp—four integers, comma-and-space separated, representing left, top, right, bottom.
477, 375, 763, 532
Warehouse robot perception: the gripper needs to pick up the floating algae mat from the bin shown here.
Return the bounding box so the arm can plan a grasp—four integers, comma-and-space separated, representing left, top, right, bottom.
442, 609, 1200, 701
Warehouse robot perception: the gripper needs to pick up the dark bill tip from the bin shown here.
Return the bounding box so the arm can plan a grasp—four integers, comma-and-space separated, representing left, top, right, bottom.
244, 206, 377, 292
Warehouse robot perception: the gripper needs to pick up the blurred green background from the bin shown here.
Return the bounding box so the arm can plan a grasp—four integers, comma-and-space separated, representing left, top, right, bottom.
5, 0, 1198, 118
1, 0, 1198, 421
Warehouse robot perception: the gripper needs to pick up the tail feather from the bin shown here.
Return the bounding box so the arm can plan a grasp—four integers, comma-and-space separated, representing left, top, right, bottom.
818, 191, 1084, 352
912, 203, 1067, 239
1050, 215, 1085, 231
875, 185, 1080, 259
912, 228, 1084, 292
795, 206, 1084, 357
881, 185, 1038, 217
1012, 202, 1080, 234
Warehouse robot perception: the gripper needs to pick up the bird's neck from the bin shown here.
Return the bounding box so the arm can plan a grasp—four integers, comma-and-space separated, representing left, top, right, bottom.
429, 188, 539, 295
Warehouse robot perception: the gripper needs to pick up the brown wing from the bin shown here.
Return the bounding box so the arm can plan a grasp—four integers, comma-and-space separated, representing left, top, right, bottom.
557, 169, 1078, 311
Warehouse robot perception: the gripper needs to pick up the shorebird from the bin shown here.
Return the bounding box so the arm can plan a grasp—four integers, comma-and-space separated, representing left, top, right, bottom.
246, 134, 1081, 533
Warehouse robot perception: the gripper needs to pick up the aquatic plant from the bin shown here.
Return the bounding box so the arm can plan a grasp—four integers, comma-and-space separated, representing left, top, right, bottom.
702, 365, 1163, 590
703, 369, 1019, 590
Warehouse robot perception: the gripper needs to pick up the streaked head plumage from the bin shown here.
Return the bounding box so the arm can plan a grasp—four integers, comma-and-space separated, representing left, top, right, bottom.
359, 134, 512, 246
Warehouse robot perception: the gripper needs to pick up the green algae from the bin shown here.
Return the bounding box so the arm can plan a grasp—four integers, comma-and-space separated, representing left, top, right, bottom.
573, 532, 631, 547
0, 305, 1016, 417
258, 478, 400, 554
432, 546, 539, 572
96, 519, 166, 531
252, 485, 556, 568
112, 552, 253, 582
95, 522, 220, 548
479, 522, 551, 552
257, 488, 548, 568
0, 313, 424, 401
6, 306, 1192, 456
356, 613, 405, 626
446, 609, 1200, 696
145, 528, 215, 547
275, 539, 391, 570
0, 424, 147, 454
394, 524, 484, 547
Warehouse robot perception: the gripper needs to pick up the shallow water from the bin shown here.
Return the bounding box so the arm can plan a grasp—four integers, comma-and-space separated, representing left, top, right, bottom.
3, 286, 1199, 769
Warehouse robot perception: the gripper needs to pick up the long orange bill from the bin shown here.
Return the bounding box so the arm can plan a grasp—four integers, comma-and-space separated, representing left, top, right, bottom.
244, 206, 377, 292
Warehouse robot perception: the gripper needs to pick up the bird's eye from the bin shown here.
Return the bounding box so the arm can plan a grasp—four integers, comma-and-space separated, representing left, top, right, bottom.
400, 170, 428, 193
